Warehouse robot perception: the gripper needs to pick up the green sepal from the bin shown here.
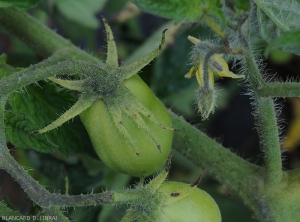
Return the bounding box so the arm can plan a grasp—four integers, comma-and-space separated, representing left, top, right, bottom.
102, 17, 118, 68
36, 93, 97, 134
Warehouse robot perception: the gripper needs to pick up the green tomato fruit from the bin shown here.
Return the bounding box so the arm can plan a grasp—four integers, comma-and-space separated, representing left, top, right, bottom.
158, 181, 222, 222
80, 75, 173, 177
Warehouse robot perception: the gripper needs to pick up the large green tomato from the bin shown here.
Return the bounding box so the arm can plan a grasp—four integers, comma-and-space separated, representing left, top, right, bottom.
158, 181, 222, 222
80, 75, 173, 177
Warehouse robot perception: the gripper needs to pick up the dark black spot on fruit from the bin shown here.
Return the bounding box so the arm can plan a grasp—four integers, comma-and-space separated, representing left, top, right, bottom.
171, 192, 180, 197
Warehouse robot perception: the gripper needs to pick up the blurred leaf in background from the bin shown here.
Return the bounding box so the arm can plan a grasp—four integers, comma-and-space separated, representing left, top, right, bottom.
254, 0, 300, 55
53, 0, 108, 29
0, 0, 41, 11
283, 98, 300, 151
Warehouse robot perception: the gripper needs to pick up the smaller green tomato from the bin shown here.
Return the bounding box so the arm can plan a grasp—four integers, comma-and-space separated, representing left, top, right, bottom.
80, 75, 173, 177
158, 181, 222, 222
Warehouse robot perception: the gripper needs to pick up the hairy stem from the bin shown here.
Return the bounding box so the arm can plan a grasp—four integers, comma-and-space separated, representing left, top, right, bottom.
254, 97, 283, 184
170, 111, 262, 189
169, 111, 271, 219
243, 50, 264, 90
1, 145, 141, 208
0, 58, 102, 97
257, 82, 300, 97
243, 50, 282, 185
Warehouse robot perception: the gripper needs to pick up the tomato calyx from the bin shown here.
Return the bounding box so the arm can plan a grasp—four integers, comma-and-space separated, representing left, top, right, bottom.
31, 18, 175, 155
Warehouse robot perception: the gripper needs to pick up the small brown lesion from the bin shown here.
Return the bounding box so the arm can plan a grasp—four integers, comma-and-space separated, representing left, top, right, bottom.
96, 198, 103, 204
170, 192, 180, 197
28, 130, 38, 135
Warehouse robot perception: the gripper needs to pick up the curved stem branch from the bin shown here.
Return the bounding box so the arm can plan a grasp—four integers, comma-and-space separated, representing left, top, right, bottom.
169, 110, 262, 189
0, 57, 102, 97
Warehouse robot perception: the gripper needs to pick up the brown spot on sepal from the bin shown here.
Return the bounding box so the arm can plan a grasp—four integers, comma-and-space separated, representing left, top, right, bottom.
191, 176, 202, 187
165, 151, 173, 172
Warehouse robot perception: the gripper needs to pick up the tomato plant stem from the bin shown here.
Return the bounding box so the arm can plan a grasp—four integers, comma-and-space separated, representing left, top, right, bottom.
243, 50, 283, 185
0, 8, 100, 63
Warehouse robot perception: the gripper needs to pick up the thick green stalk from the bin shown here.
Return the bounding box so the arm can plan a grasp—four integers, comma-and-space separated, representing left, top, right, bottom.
169, 111, 275, 220
257, 82, 300, 97
170, 111, 262, 188
243, 51, 282, 185
1, 144, 141, 208
0, 7, 69, 57
254, 97, 282, 184
243, 50, 264, 90
0, 7, 100, 63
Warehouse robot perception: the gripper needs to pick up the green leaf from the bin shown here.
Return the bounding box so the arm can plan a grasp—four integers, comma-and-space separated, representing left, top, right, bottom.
254, 0, 300, 39
207, 7, 227, 29
253, 0, 300, 55
234, 0, 250, 10
264, 30, 300, 56
53, 0, 108, 29
8, 81, 94, 155
0, 53, 7, 65
5, 111, 58, 152
0, 0, 40, 11
133, 0, 207, 21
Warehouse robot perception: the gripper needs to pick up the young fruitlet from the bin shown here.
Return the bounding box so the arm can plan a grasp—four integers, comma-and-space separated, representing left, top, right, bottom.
121, 157, 221, 221
33, 18, 174, 177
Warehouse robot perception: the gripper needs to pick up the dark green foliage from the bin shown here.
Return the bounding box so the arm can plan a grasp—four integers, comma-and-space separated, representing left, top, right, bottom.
0, 0, 40, 11
5, 111, 58, 152
264, 30, 300, 56
133, 0, 221, 22
254, 0, 300, 55
6, 82, 93, 155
